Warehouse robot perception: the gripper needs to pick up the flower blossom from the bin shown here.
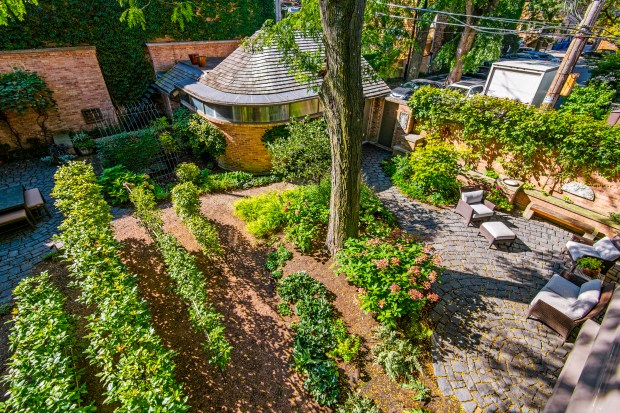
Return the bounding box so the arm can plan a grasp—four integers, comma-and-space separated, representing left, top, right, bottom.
414, 253, 428, 264
427, 292, 440, 302
295, 209, 300, 215
390, 284, 401, 293
375, 258, 389, 269
428, 270, 438, 283
390, 257, 401, 266
432, 255, 442, 266
367, 238, 382, 246
358, 287, 366, 295
423, 244, 434, 254
423, 281, 432, 290
378, 299, 386, 309
408, 265, 421, 275
408, 289, 424, 300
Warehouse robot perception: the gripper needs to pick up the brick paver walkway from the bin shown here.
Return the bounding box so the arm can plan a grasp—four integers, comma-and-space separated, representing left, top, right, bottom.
361, 144, 613, 413
0, 159, 62, 302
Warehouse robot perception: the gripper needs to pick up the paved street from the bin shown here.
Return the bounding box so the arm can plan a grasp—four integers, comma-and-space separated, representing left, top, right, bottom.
362, 145, 596, 413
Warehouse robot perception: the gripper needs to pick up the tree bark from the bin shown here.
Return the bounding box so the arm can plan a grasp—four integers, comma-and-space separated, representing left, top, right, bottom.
407, 23, 431, 80
446, 25, 477, 83
318, 0, 366, 254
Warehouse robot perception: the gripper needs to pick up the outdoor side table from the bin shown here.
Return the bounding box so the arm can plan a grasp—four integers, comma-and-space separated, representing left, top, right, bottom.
479, 221, 516, 248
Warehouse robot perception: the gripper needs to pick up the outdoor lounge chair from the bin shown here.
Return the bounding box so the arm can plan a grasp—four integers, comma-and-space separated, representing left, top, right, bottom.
527, 271, 615, 341
563, 235, 620, 275
455, 186, 496, 226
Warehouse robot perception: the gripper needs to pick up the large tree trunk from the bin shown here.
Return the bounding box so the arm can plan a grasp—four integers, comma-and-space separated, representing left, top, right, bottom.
406, 23, 431, 80
318, 0, 366, 254
446, 25, 477, 83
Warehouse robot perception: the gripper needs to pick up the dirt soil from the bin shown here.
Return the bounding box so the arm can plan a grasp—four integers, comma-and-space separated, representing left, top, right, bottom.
0, 182, 462, 413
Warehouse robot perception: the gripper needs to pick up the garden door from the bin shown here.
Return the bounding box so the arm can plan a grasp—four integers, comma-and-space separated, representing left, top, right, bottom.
378, 101, 398, 148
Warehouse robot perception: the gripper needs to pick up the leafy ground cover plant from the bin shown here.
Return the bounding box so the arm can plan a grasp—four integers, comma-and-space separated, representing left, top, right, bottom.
265, 244, 293, 279
97, 164, 151, 205
335, 392, 380, 413
202, 169, 280, 193
130, 185, 231, 368
372, 326, 423, 383
334, 230, 442, 328
96, 129, 161, 172
0, 272, 94, 413
52, 161, 189, 412
171, 181, 223, 257
403, 380, 431, 402
387, 143, 461, 206
278, 272, 360, 406
233, 180, 395, 252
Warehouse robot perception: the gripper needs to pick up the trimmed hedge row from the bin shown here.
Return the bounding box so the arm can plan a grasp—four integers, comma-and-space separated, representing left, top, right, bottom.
0, 272, 94, 413
129, 185, 232, 369
171, 181, 222, 258
52, 161, 189, 412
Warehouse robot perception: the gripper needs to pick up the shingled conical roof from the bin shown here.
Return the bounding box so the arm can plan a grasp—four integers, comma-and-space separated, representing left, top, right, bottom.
177, 34, 390, 105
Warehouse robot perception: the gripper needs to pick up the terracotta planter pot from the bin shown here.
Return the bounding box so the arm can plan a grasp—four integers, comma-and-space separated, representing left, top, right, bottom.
198, 55, 207, 68
189, 54, 199, 65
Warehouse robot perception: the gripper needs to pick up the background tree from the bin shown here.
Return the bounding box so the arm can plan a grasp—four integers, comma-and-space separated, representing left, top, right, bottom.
0, 0, 37, 25
0, 70, 56, 148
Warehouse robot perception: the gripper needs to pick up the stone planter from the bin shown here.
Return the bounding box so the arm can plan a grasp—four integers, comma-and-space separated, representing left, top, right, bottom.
76, 146, 94, 156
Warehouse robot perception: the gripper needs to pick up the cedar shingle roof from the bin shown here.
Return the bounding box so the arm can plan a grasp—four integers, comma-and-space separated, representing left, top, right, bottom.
174, 35, 390, 105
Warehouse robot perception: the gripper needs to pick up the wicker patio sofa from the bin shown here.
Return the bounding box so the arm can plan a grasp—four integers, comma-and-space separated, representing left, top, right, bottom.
527, 271, 615, 341
563, 234, 620, 275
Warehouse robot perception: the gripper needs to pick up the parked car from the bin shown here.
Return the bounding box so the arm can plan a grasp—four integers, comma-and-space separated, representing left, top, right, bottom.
390, 79, 443, 100
446, 80, 485, 98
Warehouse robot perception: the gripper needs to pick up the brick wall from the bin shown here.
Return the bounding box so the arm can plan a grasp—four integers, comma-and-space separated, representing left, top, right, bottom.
206, 117, 274, 173
146, 40, 239, 74
0, 46, 114, 149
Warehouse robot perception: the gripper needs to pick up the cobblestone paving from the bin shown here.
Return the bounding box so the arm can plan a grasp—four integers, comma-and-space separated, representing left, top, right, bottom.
0, 160, 62, 302
362, 145, 618, 413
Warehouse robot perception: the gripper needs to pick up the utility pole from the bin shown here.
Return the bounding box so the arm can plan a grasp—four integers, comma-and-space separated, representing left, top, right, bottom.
275, 0, 282, 22
541, 0, 605, 110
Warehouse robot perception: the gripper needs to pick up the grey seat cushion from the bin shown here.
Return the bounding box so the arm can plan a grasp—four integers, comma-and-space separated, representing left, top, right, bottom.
545, 273, 580, 298
531, 290, 583, 319
471, 203, 494, 218
481, 221, 515, 240
577, 279, 601, 309
566, 241, 599, 261
462, 190, 484, 204
593, 237, 620, 261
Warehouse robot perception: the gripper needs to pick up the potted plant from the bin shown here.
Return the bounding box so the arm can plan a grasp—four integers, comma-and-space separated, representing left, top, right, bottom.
577, 257, 603, 278
72, 132, 95, 156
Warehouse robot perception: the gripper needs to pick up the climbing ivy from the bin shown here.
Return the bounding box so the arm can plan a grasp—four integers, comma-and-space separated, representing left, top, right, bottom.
0, 0, 274, 104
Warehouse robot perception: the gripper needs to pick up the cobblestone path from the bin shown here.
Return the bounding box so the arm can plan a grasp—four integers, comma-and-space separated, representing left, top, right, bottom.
0, 160, 62, 302
362, 145, 585, 413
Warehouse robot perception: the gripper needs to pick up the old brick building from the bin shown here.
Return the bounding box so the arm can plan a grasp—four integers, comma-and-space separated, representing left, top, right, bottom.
0, 46, 115, 150
157, 35, 390, 173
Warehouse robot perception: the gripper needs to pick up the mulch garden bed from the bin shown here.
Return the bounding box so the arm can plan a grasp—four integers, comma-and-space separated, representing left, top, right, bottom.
0, 183, 462, 412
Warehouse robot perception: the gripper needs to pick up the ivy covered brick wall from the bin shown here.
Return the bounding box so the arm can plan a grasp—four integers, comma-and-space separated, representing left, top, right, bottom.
0, 0, 274, 104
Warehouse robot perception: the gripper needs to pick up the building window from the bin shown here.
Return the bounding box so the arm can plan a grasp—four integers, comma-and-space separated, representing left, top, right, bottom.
81, 108, 104, 124
191, 97, 321, 124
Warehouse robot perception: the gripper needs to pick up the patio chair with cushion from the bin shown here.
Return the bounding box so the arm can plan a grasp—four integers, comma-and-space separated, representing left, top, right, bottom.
455, 186, 496, 226
527, 271, 615, 340
563, 235, 620, 275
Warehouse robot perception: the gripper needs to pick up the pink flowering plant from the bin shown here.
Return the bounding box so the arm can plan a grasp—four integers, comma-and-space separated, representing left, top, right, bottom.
334, 230, 442, 328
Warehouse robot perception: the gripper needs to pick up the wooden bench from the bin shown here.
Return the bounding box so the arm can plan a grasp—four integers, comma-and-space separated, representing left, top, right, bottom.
524, 203, 598, 239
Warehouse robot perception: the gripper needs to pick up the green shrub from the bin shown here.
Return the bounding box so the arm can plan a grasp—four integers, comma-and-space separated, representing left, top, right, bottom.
560, 82, 615, 120
610, 212, 620, 225
484, 169, 499, 179
97, 165, 150, 205
336, 393, 379, 413
390, 142, 461, 206
176, 162, 201, 184
577, 257, 602, 270
201, 170, 280, 193
130, 186, 229, 366
233, 181, 395, 252
265, 245, 293, 279
403, 380, 431, 402
171, 182, 201, 217
266, 117, 331, 184
96, 130, 160, 172
153, 184, 171, 202
372, 326, 423, 382
71, 131, 94, 149
173, 107, 226, 159
0, 272, 94, 413
262, 124, 289, 144
334, 231, 441, 328
327, 319, 361, 363
52, 161, 189, 411
159, 131, 180, 154
484, 185, 513, 212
